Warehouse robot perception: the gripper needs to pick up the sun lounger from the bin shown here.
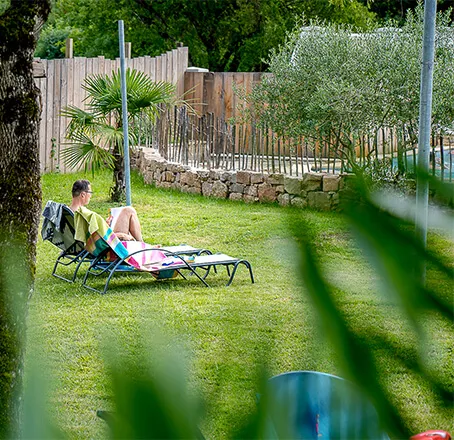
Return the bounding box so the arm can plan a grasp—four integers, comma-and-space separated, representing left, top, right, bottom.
42, 201, 210, 284
74, 206, 254, 294
82, 240, 254, 294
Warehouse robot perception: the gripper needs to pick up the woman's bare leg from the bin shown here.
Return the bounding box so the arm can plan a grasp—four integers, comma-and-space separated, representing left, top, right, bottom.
112, 206, 143, 241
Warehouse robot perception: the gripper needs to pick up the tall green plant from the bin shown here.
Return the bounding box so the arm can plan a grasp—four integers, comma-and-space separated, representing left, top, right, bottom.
61, 68, 175, 201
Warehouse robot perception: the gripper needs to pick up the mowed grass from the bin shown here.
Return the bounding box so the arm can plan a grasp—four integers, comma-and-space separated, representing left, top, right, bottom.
27, 170, 453, 439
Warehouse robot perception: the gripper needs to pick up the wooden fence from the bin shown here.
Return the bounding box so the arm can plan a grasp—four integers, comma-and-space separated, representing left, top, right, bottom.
152, 107, 454, 180
34, 58, 268, 173
34, 46, 188, 172
183, 71, 269, 120
34, 57, 454, 180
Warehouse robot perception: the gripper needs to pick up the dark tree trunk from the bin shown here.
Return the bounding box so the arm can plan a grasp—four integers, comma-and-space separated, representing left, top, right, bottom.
110, 141, 126, 203
0, 1, 50, 437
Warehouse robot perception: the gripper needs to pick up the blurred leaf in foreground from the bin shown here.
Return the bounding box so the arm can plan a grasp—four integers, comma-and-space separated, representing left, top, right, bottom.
292, 170, 453, 438
102, 329, 204, 439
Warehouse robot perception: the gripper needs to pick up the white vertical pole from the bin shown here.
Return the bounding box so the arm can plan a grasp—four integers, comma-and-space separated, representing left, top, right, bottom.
415, 0, 436, 281
118, 20, 132, 206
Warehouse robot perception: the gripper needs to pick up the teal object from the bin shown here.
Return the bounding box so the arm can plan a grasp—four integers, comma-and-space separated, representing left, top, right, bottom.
263, 371, 390, 440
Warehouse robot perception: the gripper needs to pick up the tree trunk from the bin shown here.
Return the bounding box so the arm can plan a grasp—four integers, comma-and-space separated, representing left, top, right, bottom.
0, 1, 50, 437
110, 140, 126, 203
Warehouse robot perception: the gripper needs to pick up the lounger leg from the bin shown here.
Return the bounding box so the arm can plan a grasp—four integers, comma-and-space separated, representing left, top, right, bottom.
226, 260, 254, 286
190, 268, 210, 287
165, 253, 210, 287
175, 269, 187, 280
52, 256, 66, 280
101, 269, 117, 295
82, 256, 105, 294
194, 266, 211, 280
83, 257, 124, 295
53, 251, 86, 283
197, 250, 216, 274
185, 265, 210, 287
71, 250, 90, 282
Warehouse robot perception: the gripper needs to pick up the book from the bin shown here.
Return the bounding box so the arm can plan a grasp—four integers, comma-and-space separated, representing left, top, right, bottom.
107, 206, 127, 229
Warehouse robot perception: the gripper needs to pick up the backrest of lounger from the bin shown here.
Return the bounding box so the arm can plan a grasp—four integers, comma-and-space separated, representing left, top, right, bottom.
41, 201, 85, 254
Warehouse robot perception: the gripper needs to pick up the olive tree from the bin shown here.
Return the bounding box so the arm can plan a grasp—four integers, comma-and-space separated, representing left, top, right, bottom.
247, 4, 454, 167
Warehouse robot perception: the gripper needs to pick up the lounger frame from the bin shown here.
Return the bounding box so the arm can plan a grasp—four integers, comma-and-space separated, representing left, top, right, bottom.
52, 245, 90, 282
82, 248, 254, 294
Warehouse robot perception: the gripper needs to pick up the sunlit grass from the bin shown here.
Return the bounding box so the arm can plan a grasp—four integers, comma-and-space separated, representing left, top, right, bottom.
27, 169, 453, 439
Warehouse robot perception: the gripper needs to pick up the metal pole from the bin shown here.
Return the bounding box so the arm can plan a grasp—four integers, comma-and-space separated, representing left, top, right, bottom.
415, 0, 436, 281
118, 20, 132, 206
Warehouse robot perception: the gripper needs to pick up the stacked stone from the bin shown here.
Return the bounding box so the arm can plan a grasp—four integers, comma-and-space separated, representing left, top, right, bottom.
135, 149, 346, 211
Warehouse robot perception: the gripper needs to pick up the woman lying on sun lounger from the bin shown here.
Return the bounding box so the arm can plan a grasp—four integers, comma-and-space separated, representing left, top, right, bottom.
69, 179, 143, 242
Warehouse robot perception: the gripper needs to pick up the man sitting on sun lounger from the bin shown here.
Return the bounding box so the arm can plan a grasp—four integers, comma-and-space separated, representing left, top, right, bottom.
69, 179, 142, 242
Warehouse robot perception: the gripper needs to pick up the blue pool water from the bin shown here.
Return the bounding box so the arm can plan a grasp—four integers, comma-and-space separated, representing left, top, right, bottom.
391, 150, 454, 179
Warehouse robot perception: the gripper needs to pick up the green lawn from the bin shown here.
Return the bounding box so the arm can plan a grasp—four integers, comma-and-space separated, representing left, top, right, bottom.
27, 170, 453, 439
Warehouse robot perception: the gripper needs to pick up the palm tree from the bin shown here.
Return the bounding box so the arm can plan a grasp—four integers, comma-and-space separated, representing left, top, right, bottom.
61, 68, 175, 202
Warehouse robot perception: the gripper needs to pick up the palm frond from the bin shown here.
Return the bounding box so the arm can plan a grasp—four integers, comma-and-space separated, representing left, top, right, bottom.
61, 105, 96, 127
61, 105, 107, 140
60, 131, 115, 172
128, 81, 176, 115
81, 69, 176, 120
95, 124, 138, 148
83, 74, 122, 116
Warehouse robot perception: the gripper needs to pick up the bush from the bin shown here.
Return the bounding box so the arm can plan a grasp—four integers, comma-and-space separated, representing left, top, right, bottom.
35, 25, 70, 59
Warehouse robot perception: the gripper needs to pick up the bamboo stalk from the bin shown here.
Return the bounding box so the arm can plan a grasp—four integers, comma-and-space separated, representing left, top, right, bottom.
231, 124, 236, 171
277, 137, 282, 174
431, 132, 436, 176
207, 113, 212, 170
439, 135, 444, 181
259, 128, 265, 173
243, 125, 248, 170
449, 137, 453, 182
172, 106, 177, 162
305, 138, 310, 174
265, 125, 270, 173
326, 136, 330, 174
238, 124, 243, 170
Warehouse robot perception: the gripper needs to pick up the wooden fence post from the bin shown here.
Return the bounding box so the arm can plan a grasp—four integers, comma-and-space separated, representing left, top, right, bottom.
65, 38, 73, 58
125, 42, 131, 59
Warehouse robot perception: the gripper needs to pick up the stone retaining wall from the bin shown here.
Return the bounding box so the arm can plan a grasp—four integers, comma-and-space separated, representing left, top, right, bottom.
134, 148, 348, 211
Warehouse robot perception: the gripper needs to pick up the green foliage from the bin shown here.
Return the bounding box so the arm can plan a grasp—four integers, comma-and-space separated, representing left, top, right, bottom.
295, 175, 453, 438
37, 0, 376, 70
356, 158, 416, 193
246, 4, 454, 165
0, 0, 9, 15
34, 24, 70, 59
102, 332, 203, 439
41, 0, 133, 59
359, 0, 453, 24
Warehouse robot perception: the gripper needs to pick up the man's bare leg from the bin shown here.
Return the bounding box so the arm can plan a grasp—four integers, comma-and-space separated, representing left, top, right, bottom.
113, 206, 143, 241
